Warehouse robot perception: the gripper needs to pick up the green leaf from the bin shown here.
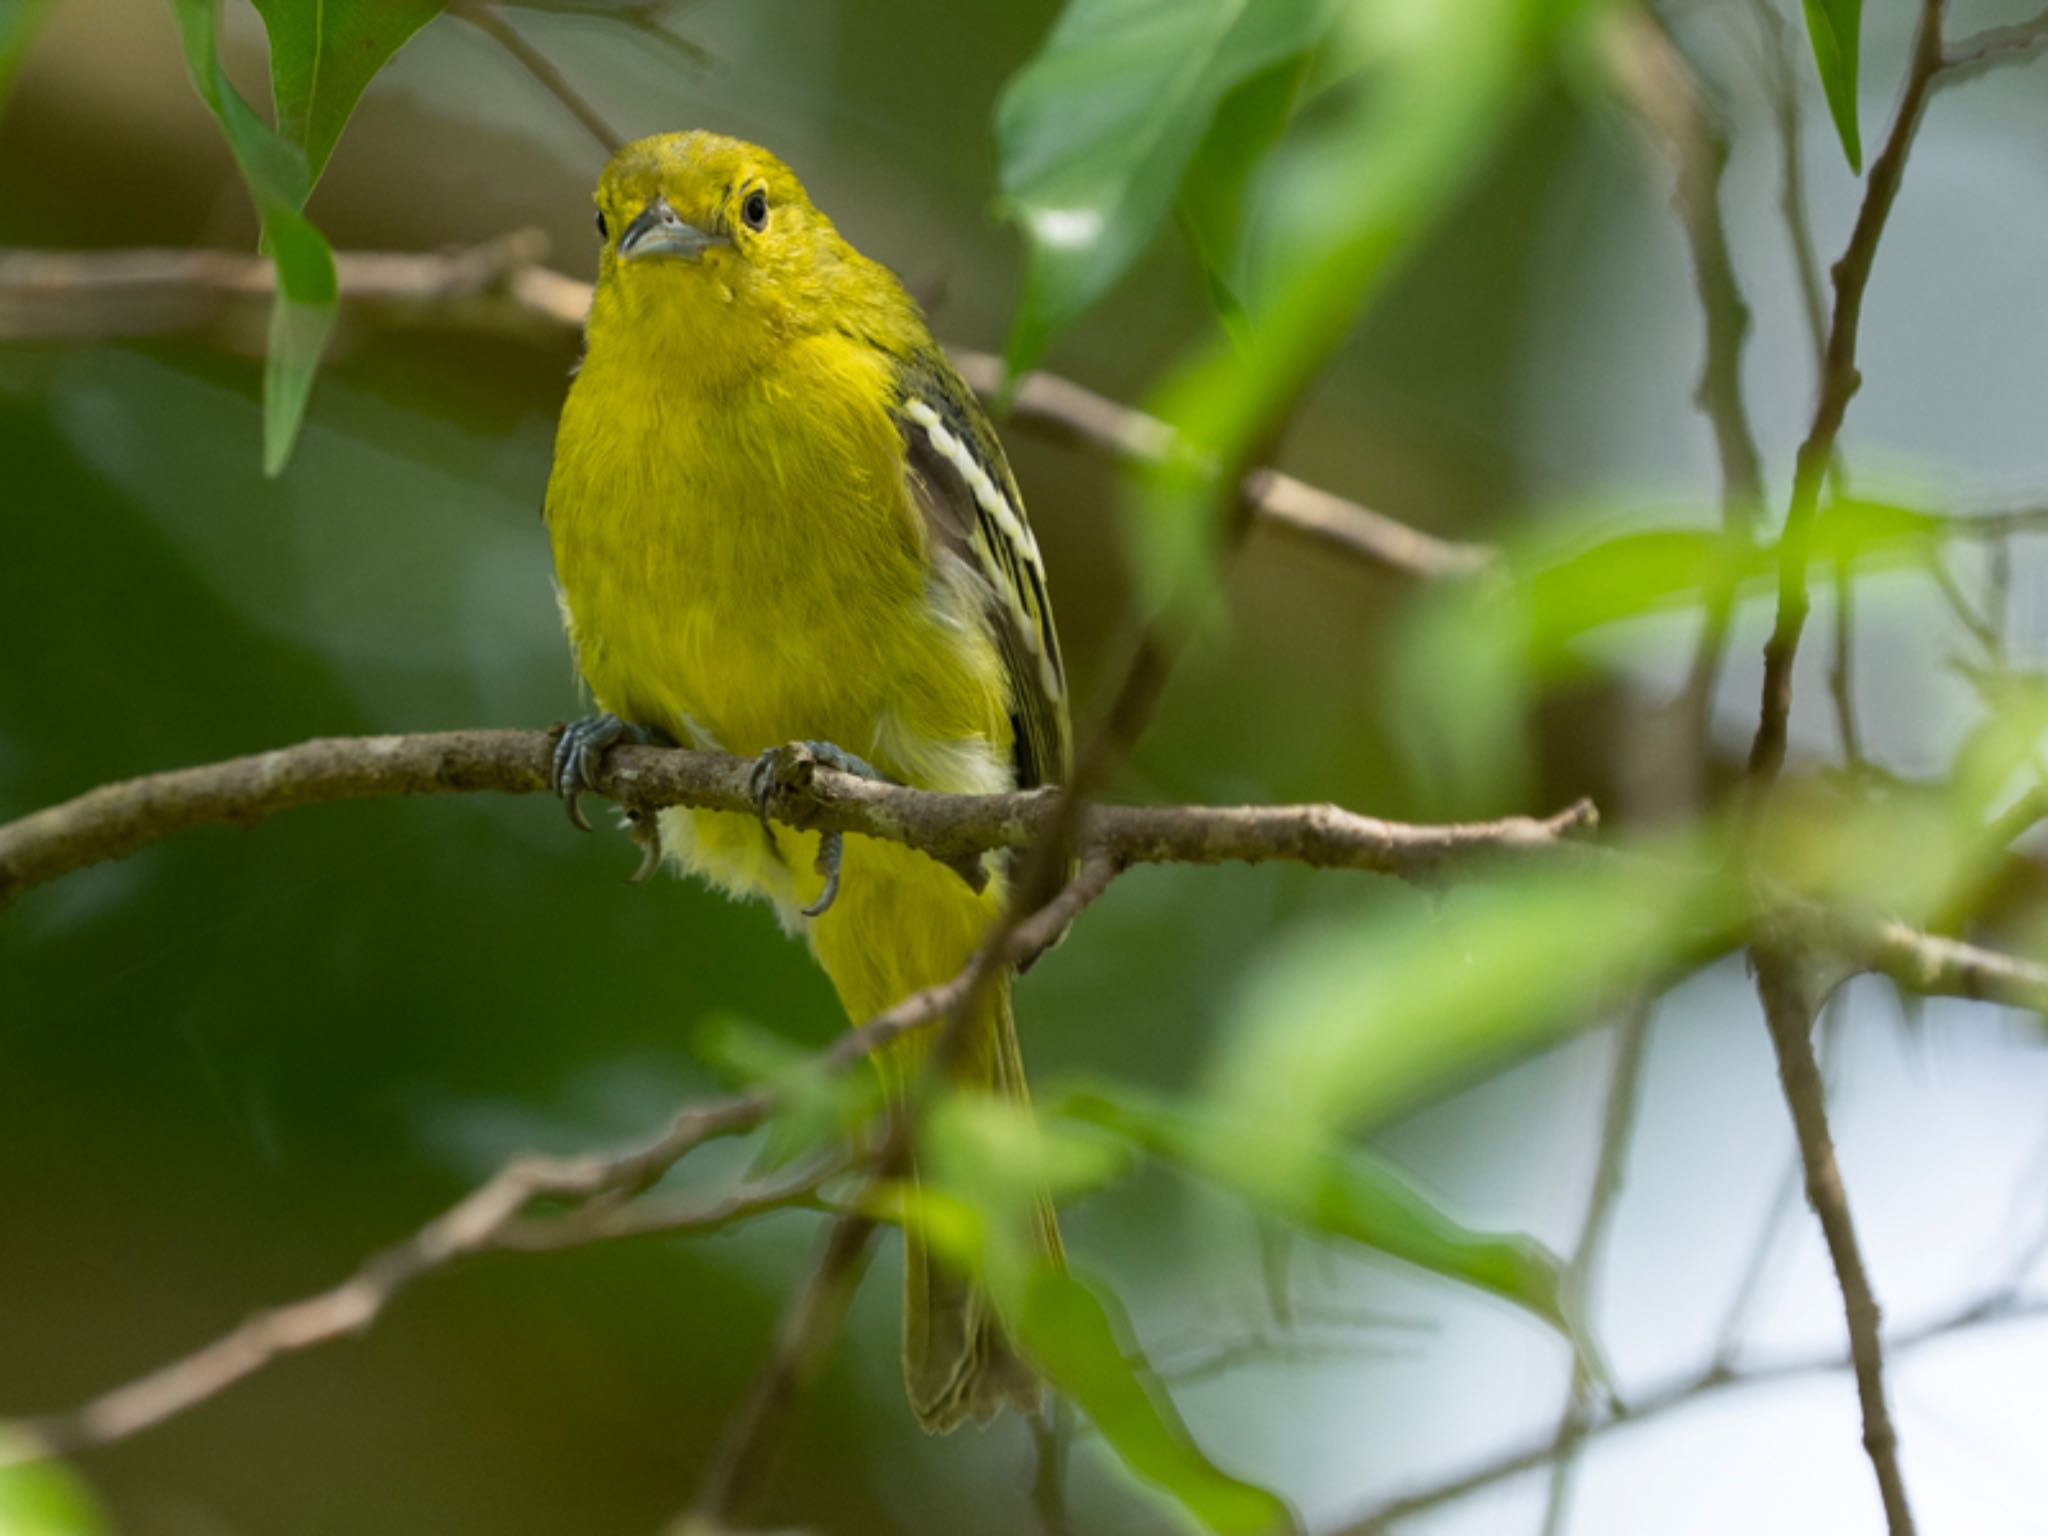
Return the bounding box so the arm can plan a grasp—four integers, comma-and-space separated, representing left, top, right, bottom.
1207, 858, 1732, 1142
1800, 0, 1863, 172
250, 0, 443, 185
1176, 51, 1312, 341
0, 1440, 113, 1536
916, 1099, 1286, 1536
167, 0, 339, 476
994, 0, 1339, 380
0, 0, 59, 119
1016, 1270, 1297, 1536
693, 1012, 880, 1168
1128, 0, 1613, 620
1061, 1089, 1565, 1327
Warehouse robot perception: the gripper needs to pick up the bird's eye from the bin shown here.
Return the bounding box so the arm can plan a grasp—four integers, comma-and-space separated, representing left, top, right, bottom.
595, 209, 609, 241
742, 190, 769, 231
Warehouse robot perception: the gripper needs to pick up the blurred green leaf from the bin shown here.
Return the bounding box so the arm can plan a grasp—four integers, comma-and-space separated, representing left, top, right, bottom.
167, 0, 338, 475
1016, 1269, 1297, 1536
0, 1442, 112, 1536
694, 1012, 879, 1168
920, 1093, 1128, 1289
1800, 0, 1863, 172
0, 0, 58, 118
1060, 1088, 1565, 1327
1208, 859, 1730, 1141
1390, 501, 1946, 812
1519, 528, 1764, 667
915, 1099, 1285, 1535
250, 0, 443, 185
1177, 51, 1312, 343
994, 0, 1338, 380
1130, 0, 1611, 618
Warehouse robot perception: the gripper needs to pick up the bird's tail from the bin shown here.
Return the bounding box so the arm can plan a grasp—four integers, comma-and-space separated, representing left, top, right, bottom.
899, 971, 1063, 1434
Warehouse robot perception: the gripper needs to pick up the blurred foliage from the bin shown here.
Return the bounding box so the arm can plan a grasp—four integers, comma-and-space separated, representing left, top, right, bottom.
1129, 0, 1614, 621
6, 0, 2047, 1532
1059, 1088, 1566, 1327
993, 0, 1337, 380
0, 1445, 110, 1536
166, 0, 340, 474
0, 0, 58, 112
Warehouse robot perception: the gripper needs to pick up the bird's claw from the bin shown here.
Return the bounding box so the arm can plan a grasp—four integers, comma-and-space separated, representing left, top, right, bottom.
625, 806, 664, 884
803, 831, 844, 918
747, 740, 891, 919
551, 714, 667, 835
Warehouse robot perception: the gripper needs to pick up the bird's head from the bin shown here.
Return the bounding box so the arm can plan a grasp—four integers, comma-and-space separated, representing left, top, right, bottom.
587, 131, 860, 366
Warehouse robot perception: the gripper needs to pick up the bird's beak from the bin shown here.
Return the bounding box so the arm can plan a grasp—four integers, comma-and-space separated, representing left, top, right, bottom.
617, 196, 728, 263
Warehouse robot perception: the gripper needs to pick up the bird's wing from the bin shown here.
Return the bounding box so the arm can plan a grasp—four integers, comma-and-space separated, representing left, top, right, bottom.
892, 348, 1071, 793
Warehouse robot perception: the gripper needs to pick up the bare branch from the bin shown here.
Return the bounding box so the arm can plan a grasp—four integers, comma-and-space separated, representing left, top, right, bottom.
1755, 949, 1917, 1536
946, 351, 1495, 581
1732, 0, 1831, 369
1938, 8, 2048, 86
1748, 0, 1949, 785
1603, 11, 1767, 793
450, 2, 623, 153
0, 729, 1597, 907
682, 1210, 882, 1528
9, 731, 2045, 1015
0, 245, 1489, 584
0, 1100, 776, 1462
0, 855, 1115, 1464
1538, 1002, 1654, 1534
1333, 1286, 2048, 1533
1605, 12, 1766, 529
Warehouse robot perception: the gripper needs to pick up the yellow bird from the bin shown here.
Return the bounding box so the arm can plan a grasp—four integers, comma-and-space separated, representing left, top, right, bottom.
543, 130, 1067, 1431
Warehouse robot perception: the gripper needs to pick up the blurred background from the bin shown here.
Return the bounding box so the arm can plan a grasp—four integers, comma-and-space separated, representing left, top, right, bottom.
4, 0, 2047, 1532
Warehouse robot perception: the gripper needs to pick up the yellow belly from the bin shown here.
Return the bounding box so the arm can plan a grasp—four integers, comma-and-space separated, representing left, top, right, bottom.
545, 331, 1014, 928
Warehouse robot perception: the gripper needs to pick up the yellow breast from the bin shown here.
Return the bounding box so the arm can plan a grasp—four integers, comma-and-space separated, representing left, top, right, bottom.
545, 327, 1013, 793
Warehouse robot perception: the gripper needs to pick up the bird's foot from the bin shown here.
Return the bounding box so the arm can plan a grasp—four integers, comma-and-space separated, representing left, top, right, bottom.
623, 806, 664, 885
551, 713, 665, 833
747, 741, 892, 919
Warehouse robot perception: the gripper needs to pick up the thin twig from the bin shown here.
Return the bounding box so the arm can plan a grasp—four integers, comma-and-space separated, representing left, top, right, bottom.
1538, 1003, 1654, 1536
682, 1210, 882, 1528
1754, 949, 1917, 1536
1748, 0, 1949, 786
0, 857, 1113, 1465
1332, 1286, 2048, 1533
0, 244, 1490, 584
1711, 992, 1849, 1365
1738, 0, 1830, 368
1937, 7, 2048, 86
1830, 556, 1866, 769
1603, 11, 1766, 778
451, 2, 623, 153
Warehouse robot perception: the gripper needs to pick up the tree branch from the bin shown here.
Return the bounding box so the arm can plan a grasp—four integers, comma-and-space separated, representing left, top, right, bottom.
681, 1210, 881, 1529
0, 729, 1597, 907
0, 245, 1492, 584
1755, 949, 1916, 1536
1748, 0, 1948, 786
1333, 1285, 2048, 1533
0, 853, 1115, 1464
10, 730, 2046, 1018
1602, 9, 1767, 772
450, 1, 623, 153
1938, 7, 2048, 86
1537, 1001, 1654, 1535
